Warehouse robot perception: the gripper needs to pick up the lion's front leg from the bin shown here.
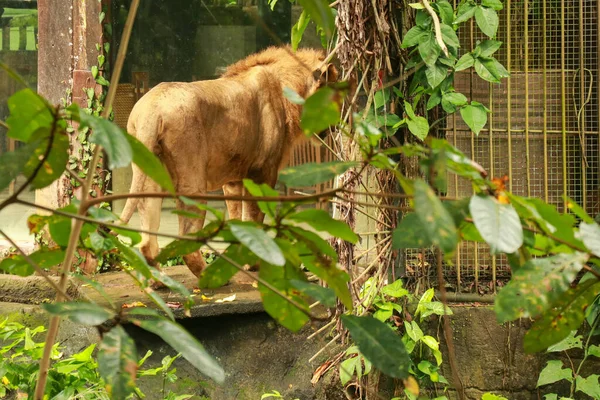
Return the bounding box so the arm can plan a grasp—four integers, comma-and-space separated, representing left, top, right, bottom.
223, 182, 243, 220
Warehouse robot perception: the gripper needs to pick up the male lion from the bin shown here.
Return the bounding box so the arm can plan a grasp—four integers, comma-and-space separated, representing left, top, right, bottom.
120, 46, 337, 278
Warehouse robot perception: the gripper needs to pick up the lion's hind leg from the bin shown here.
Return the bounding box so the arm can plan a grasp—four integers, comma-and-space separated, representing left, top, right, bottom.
176, 199, 207, 278
138, 179, 163, 267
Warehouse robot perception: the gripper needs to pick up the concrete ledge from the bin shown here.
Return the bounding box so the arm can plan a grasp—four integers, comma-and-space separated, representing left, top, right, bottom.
0, 265, 264, 318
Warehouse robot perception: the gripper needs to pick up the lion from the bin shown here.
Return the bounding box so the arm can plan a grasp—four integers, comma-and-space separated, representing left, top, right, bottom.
119, 46, 338, 278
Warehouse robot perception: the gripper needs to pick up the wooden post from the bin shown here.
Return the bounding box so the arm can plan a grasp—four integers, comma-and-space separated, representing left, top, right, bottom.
36, 0, 105, 274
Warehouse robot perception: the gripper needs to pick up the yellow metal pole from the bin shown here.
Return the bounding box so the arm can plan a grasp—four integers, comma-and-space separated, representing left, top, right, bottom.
524, 0, 531, 197
561, 0, 568, 211
543, 0, 549, 203
506, 0, 513, 190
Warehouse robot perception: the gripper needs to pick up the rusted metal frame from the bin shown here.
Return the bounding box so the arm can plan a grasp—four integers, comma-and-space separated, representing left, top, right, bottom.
561, 0, 568, 211
578, 0, 587, 211
543, 0, 549, 203
469, 15, 479, 292
525, 0, 531, 198
452, 0, 461, 292
506, 0, 513, 192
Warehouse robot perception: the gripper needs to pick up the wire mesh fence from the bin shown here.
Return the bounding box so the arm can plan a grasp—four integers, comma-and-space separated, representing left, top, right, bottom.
433, 0, 600, 293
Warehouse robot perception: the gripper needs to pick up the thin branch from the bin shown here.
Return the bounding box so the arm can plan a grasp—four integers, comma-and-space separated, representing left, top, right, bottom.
436, 247, 465, 399
422, 0, 449, 57
85, 188, 341, 208
583, 265, 600, 280
16, 199, 213, 242
0, 119, 8, 129
309, 333, 342, 363
205, 243, 327, 322
0, 230, 72, 301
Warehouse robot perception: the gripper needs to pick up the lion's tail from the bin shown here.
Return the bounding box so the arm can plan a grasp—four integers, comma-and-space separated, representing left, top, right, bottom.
119, 109, 162, 224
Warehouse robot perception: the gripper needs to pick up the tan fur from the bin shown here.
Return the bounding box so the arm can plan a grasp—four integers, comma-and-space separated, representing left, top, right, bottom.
120, 46, 336, 278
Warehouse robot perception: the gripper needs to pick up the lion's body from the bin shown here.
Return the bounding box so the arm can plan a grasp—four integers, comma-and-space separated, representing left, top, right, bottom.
120, 47, 333, 277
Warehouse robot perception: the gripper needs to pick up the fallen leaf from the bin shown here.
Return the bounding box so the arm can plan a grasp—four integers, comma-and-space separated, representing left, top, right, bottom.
166, 302, 182, 309
201, 294, 213, 302
122, 301, 146, 309
193, 288, 202, 294
215, 294, 236, 303
403, 376, 419, 396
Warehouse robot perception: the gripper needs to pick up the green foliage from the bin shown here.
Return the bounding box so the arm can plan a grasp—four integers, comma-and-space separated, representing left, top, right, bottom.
126, 308, 225, 384
2, 0, 599, 397
279, 161, 358, 187
341, 315, 410, 379
98, 325, 138, 399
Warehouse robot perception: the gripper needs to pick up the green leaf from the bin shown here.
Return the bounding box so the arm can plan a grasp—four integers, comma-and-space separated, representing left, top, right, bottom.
426, 63, 448, 89
454, 1, 477, 24
155, 241, 202, 265
475, 6, 499, 38
547, 331, 583, 352
537, 360, 573, 387
279, 161, 357, 188
460, 102, 488, 134
290, 279, 336, 307
80, 112, 133, 169
243, 179, 278, 218
98, 326, 138, 400
301, 256, 352, 310
374, 88, 390, 109
414, 180, 458, 253
0, 140, 38, 192
418, 33, 441, 67
441, 92, 468, 114
481, 0, 503, 11
474, 57, 509, 83
0, 248, 65, 276
381, 280, 409, 298
340, 357, 358, 385
6, 89, 54, 142
230, 222, 285, 266
297, 0, 335, 41
42, 302, 114, 326
469, 195, 523, 253
454, 53, 475, 71
477, 40, 503, 57
495, 253, 588, 323
128, 308, 225, 382
111, 226, 142, 246
578, 222, 600, 257
405, 320, 424, 342
589, 345, 600, 359
291, 10, 310, 51
23, 128, 69, 189
300, 86, 340, 134
407, 116, 430, 140
392, 212, 433, 249
524, 280, 600, 353
482, 394, 508, 400
435, 1, 454, 25
286, 209, 358, 243
440, 24, 460, 48
576, 375, 600, 399
125, 132, 175, 193
283, 87, 305, 105
401, 26, 428, 48
199, 244, 258, 289
341, 315, 410, 379
258, 262, 310, 332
